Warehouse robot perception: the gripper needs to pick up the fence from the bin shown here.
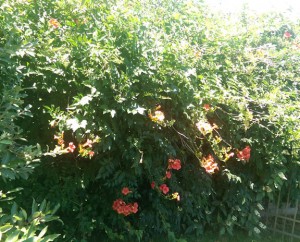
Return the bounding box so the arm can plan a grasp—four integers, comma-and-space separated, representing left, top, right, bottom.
264, 190, 300, 241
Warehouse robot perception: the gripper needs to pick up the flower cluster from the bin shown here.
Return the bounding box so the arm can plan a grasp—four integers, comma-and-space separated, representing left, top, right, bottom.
168, 159, 181, 170
159, 184, 169, 194
112, 199, 138, 216
151, 158, 181, 200
201, 155, 219, 174
196, 120, 218, 135
48, 132, 99, 158
52, 132, 76, 154
149, 110, 165, 123
78, 138, 99, 158
112, 187, 138, 216
156, 184, 180, 201
237, 146, 251, 162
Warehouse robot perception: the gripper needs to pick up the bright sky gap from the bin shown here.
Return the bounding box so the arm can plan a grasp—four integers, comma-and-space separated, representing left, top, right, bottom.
204, 0, 300, 20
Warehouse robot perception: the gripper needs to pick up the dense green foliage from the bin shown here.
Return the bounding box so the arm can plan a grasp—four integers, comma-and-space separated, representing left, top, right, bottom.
1, 0, 300, 241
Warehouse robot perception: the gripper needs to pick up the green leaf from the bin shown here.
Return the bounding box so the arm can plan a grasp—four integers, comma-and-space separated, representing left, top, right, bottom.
6, 188, 23, 194
22, 238, 35, 242
41, 215, 60, 223
66, 118, 80, 132
10, 203, 17, 217
1, 152, 11, 164
219, 227, 226, 235
21, 208, 27, 220
66, 118, 87, 132
278, 172, 287, 180
25, 224, 35, 240
76, 95, 93, 106
0, 140, 13, 145
0, 168, 16, 180
110, 110, 116, 118
32, 212, 42, 219
38, 226, 48, 238
31, 199, 38, 215
12, 215, 22, 221
0, 224, 13, 233
39, 200, 46, 212
5, 229, 20, 242
51, 204, 60, 215
40, 234, 60, 242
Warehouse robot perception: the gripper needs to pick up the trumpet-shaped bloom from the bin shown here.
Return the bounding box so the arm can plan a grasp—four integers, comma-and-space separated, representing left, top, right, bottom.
166, 171, 172, 179
168, 159, 181, 170
122, 187, 132, 196
159, 184, 169, 194
283, 31, 292, 38
237, 146, 251, 162
49, 18, 60, 28
67, 142, 76, 153
203, 104, 211, 111
202, 155, 219, 174
149, 110, 165, 122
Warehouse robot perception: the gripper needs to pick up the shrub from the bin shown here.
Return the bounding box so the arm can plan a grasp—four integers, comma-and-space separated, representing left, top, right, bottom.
0, 0, 299, 241
0, 1, 60, 240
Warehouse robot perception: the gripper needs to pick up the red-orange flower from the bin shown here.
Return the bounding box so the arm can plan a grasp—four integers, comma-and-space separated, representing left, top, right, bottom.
88, 150, 95, 158
121, 187, 131, 196
112, 199, 138, 216
56, 137, 64, 145
122, 205, 131, 216
237, 146, 251, 162
67, 142, 76, 153
49, 18, 60, 28
284, 31, 292, 38
166, 171, 172, 179
131, 202, 138, 214
151, 181, 156, 189
168, 159, 181, 170
203, 104, 211, 111
201, 155, 219, 174
112, 199, 125, 211
54, 132, 64, 146
83, 139, 93, 148
159, 184, 169, 194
